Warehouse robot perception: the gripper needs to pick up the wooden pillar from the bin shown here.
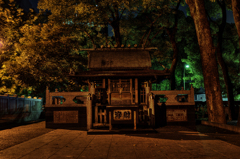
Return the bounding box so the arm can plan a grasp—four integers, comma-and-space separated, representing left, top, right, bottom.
108, 79, 111, 105
104, 109, 107, 123
109, 111, 112, 130
135, 78, 138, 104
95, 106, 98, 124
90, 82, 96, 95
134, 111, 137, 130
102, 79, 106, 88
130, 79, 133, 104
149, 108, 152, 126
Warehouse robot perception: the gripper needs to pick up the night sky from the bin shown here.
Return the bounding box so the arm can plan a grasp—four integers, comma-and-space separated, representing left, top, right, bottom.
17, 0, 235, 23
16, 0, 235, 37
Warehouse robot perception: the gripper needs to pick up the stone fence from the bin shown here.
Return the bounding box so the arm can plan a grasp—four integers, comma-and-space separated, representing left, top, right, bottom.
45, 87, 89, 107
151, 85, 195, 106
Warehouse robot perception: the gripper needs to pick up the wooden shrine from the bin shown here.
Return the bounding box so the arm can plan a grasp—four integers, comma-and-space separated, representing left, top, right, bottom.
44, 46, 195, 131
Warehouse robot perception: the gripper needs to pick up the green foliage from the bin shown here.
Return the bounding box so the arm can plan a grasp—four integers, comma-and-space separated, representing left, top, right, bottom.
0, 0, 88, 96
152, 79, 171, 91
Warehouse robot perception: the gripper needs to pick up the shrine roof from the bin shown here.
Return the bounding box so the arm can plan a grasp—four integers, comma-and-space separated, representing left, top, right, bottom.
88, 50, 151, 70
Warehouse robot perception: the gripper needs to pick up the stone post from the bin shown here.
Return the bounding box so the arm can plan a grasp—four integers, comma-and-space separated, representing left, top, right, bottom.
149, 93, 155, 115
46, 86, 50, 106
87, 93, 93, 130
149, 93, 155, 127
87, 82, 95, 130
145, 81, 150, 105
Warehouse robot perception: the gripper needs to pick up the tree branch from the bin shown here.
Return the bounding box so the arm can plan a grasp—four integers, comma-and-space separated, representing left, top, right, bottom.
107, 4, 115, 20
206, 10, 220, 27
143, 26, 152, 48
119, 8, 126, 20
152, 13, 162, 24
145, 15, 152, 23
139, 29, 148, 47
172, 0, 181, 35
147, 27, 164, 46
76, 27, 96, 49
158, 62, 167, 69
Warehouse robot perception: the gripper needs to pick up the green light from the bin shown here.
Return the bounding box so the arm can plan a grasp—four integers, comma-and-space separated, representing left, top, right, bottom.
186, 65, 189, 68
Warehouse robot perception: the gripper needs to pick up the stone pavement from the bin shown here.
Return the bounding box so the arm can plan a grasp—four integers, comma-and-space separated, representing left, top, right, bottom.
0, 126, 240, 159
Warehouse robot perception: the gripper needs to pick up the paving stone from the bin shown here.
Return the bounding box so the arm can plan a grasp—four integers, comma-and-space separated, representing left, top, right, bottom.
108, 146, 136, 158
77, 147, 109, 159
48, 146, 85, 158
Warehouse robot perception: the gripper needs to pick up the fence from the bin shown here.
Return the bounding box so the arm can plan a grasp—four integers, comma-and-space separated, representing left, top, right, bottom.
195, 101, 240, 120
0, 94, 43, 116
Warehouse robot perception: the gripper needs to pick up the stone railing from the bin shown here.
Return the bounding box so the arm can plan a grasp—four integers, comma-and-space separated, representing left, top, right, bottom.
45, 87, 89, 107
151, 85, 195, 106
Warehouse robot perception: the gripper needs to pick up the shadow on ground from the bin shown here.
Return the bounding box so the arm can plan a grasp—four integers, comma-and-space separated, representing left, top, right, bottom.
125, 124, 240, 148
0, 119, 46, 130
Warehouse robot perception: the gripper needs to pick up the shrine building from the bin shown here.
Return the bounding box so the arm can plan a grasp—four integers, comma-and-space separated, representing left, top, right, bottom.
44, 45, 195, 132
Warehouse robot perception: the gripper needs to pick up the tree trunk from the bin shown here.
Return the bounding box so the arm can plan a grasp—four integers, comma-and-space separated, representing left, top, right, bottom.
216, 0, 235, 121
166, 29, 178, 90
216, 47, 235, 121
217, 59, 234, 122
165, 0, 181, 90
231, 0, 240, 126
111, 21, 121, 47
186, 0, 226, 124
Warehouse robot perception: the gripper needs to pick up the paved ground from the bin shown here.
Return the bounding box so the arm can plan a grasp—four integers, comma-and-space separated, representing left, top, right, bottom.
0, 121, 240, 159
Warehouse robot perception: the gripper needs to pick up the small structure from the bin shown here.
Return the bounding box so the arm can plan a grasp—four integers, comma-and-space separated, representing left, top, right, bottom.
45, 46, 196, 130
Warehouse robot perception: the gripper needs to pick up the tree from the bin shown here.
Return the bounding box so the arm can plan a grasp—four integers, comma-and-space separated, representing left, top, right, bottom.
0, 0, 35, 95
186, 0, 226, 124
230, 0, 240, 126
37, 0, 142, 47
0, 0, 89, 98
202, 0, 235, 121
